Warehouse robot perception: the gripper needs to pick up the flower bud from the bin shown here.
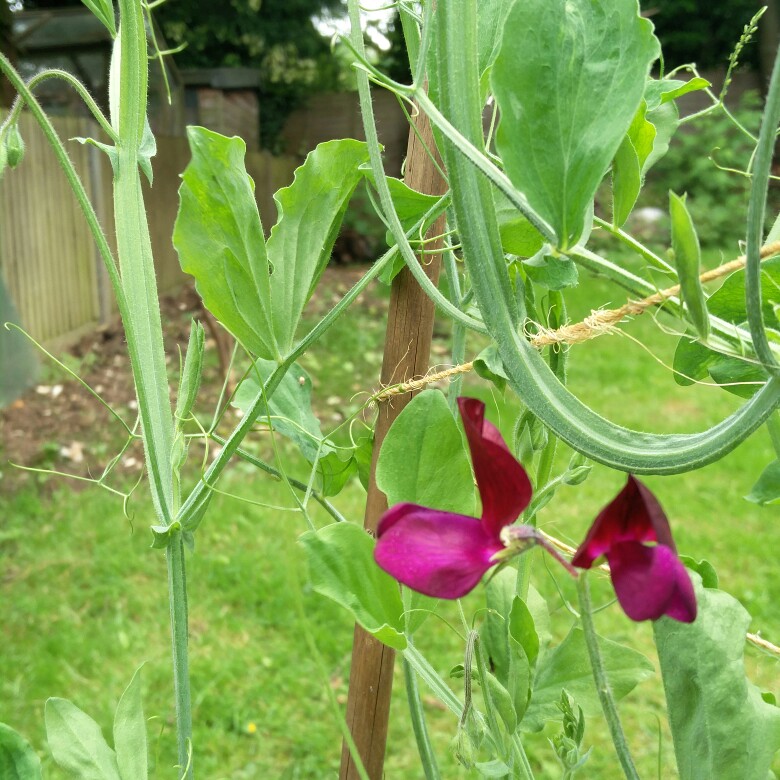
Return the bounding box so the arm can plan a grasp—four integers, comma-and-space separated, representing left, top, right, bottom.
0, 139, 7, 181
4, 124, 25, 168
563, 451, 591, 485
513, 410, 548, 464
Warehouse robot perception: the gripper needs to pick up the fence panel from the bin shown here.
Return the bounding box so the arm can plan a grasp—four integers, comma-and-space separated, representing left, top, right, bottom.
0, 112, 331, 351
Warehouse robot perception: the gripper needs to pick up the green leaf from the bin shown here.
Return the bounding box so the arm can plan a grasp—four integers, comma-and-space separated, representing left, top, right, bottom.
644, 100, 680, 172
267, 140, 370, 353
509, 597, 539, 666
45, 698, 121, 780
521, 627, 653, 732
492, 0, 659, 249
174, 127, 277, 359
654, 576, 780, 780
0, 723, 42, 780
316, 450, 357, 497
670, 191, 709, 339
476, 0, 516, 86
113, 667, 147, 780
233, 360, 329, 464
645, 76, 711, 111
354, 432, 374, 491
300, 522, 406, 650
485, 672, 517, 733
80, 0, 116, 38
674, 256, 780, 393
175, 320, 205, 424
679, 555, 719, 589
375, 389, 476, 515
473, 344, 509, 393
523, 253, 579, 291
368, 174, 442, 284
476, 759, 511, 778
482, 567, 517, 683
611, 136, 641, 228
495, 191, 545, 257
746, 459, 780, 505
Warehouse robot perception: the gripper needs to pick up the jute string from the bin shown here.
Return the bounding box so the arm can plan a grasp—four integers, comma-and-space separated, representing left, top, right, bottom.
375, 241, 780, 402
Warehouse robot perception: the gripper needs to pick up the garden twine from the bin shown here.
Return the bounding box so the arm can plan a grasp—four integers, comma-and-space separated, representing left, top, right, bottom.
375, 240, 780, 403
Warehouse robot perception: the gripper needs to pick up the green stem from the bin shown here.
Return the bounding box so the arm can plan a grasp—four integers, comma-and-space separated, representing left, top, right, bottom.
167, 530, 193, 779
208, 434, 347, 523
766, 413, 780, 460
2, 68, 117, 141
347, 0, 487, 336
745, 41, 780, 377
591, 217, 674, 274
403, 651, 441, 780
577, 574, 639, 780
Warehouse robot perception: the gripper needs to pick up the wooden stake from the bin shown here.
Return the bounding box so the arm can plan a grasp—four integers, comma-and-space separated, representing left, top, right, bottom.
339, 107, 447, 778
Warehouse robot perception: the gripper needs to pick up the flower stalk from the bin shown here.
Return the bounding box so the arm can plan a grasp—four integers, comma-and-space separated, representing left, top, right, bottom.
577, 573, 640, 780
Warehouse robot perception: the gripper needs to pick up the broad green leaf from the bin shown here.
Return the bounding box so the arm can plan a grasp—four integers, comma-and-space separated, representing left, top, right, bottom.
267, 140, 370, 353
403, 587, 438, 636
670, 191, 709, 339
523, 253, 579, 291
300, 522, 406, 650
0, 723, 42, 780
494, 191, 545, 257
746, 459, 780, 505
375, 389, 476, 515
233, 360, 329, 464
113, 667, 147, 780
654, 576, 780, 779
476, 0, 516, 87
317, 450, 357, 497
175, 127, 277, 358
45, 698, 121, 780
521, 627, 653, 732
492, 0, 659, 249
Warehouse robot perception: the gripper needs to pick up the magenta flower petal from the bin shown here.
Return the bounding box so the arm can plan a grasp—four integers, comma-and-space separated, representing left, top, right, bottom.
607, 541, 697, 623
572, 475, 674, 569
458, 397, 533, 537
375, 503, 503, 599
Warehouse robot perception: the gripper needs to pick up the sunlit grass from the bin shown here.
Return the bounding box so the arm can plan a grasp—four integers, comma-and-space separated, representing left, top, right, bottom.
1, 260, 778, 778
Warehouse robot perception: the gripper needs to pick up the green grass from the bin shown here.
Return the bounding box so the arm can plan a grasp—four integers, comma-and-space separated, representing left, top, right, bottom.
1, 260, 778, 778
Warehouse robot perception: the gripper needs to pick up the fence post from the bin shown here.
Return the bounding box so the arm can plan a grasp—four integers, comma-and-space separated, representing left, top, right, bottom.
340, 101, 447, 778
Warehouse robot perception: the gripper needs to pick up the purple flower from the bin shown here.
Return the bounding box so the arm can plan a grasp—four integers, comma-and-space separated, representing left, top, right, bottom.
374, 397, 573, 599
572, 476, 697, 623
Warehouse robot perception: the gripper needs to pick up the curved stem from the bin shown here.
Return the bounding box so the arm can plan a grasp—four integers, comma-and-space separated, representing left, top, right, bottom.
746, 41, 780, 377
577, 574, 639, 780
2, 68, 117, 141
592, 217, 674, 274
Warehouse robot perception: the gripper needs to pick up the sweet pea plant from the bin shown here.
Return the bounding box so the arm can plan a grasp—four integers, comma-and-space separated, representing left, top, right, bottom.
1, 0, 780, 778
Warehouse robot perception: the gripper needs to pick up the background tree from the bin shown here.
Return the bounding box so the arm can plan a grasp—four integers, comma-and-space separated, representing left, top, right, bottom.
10, 0, 348, 148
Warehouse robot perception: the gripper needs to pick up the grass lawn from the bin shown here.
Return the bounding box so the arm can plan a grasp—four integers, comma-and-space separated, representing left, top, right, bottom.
1, 254, 778, 778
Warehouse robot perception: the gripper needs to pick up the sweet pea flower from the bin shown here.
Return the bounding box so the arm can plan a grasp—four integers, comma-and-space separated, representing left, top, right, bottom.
572, 476, 697, 623
374, 397, 574, 599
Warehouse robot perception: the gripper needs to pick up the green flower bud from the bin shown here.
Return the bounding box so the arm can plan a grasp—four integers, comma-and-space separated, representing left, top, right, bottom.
4, 124, 25, 168
0, 139, 7, 181
563, 451, 591, 485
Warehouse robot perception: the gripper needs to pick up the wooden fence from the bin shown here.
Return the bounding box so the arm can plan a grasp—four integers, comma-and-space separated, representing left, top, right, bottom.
0, 113, 299, 349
